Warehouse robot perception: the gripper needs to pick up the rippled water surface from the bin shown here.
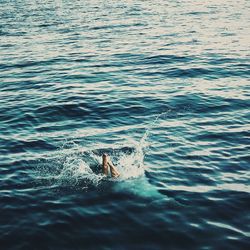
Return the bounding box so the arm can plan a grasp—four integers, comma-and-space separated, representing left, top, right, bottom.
0, 0, 249, 249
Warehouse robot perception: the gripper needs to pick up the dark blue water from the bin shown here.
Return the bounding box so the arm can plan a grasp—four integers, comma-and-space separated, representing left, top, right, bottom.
1, 0, 249, 249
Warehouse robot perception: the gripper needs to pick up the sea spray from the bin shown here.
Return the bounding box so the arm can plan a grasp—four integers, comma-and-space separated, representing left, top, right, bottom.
35, 111, 176, 190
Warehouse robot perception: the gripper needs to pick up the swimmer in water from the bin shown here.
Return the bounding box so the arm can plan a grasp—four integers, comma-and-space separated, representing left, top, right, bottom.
102, 153, 120, 178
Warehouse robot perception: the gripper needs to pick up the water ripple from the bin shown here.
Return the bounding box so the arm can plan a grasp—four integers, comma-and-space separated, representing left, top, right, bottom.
0, 0, 249, 249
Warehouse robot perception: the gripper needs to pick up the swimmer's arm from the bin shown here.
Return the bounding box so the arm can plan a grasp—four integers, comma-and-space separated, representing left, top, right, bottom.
108, 160, 116, 168
108, 160, 120, 178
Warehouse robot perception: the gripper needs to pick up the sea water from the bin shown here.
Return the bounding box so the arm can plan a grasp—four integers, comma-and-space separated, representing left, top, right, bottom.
0, 0, 249, 249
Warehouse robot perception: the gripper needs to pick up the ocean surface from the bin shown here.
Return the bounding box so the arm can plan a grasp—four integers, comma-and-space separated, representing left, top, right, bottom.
0, 0, 249, 249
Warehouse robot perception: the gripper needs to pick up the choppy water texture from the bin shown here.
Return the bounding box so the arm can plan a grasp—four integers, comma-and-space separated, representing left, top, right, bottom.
0, 0, 250, 249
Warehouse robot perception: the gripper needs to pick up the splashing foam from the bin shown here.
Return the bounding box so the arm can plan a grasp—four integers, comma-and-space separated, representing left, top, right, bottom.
115, 140, 145, 179
37, 111, 170, 191
56, 157, 104, 187
37, 137, 147, 189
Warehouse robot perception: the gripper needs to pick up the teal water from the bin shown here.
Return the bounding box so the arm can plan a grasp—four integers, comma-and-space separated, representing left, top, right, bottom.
0, 0, 249, 249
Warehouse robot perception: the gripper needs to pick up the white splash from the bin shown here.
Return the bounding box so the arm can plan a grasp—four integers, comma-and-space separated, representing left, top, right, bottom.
36, 112, 169, 194
114, 141, 145, 179
56, 157, 104, 186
